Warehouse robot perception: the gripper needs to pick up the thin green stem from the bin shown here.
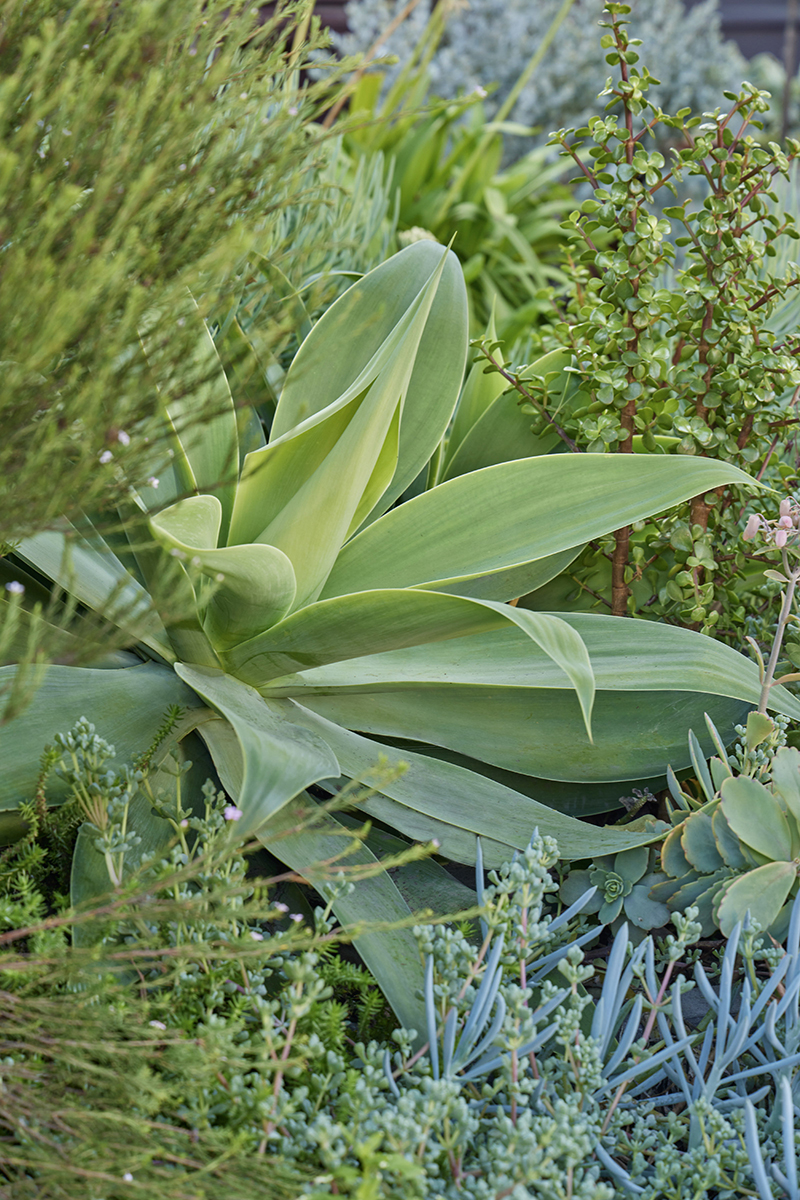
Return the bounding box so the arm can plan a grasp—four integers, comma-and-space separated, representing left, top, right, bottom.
434, 0, 576, 224
758, 550, 800, 713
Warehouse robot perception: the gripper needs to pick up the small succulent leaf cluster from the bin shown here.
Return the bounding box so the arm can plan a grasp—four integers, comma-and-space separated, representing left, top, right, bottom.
8, 756, 800, 1198
561, 844, 670, 935
659, 727, 800, 937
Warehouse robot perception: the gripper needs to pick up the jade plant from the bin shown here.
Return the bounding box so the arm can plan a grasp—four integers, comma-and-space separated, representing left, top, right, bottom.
3, 241, 798, 1029
463, 3, 800, 641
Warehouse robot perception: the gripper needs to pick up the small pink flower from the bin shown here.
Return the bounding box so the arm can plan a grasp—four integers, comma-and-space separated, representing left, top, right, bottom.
223, 805, 243, 821
147, 476, 160, 489
776, 528, 789, 548
781, 498, 793, 518
743, 514, 761, 541
273, 901, 289, 914
99, 449, 113, 464
250, 930, 264, 941
117, 430, 130, 446
779, 515, 793, 529
290, 913, 304, 923
149, 1020, 167, 1030
5, 581, 24, 595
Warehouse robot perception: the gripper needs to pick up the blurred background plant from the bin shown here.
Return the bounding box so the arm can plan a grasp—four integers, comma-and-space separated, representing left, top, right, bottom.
333, 0, 747, 162
0, 0, 369, 703
312, 1, 575, 336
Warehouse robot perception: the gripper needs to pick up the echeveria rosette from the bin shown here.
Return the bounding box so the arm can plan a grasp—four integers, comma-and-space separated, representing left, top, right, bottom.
560, 845, 670, 932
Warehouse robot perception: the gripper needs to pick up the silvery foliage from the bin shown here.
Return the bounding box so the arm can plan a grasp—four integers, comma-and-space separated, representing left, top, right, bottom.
264, 833, 800, 1198
62, 751, 800, 1197
334, 0, 747, 160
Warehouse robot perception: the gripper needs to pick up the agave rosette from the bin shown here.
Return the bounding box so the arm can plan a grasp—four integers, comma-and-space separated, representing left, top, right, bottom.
4, 242, 800, 1024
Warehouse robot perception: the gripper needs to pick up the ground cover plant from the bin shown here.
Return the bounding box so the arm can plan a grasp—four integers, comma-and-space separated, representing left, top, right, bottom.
3, 739, 800, 1199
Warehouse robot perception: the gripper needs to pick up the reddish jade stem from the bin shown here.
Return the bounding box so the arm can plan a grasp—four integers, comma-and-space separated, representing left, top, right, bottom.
510, 1048, 518, 1125
600, 960, 677, 1137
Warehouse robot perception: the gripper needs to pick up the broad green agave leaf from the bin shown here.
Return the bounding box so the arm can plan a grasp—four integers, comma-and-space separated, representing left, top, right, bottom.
441, 305, 510, 475
283, 703, 669, 866
343, 819, 479, 916
261, 616, 800, 787
16, 522, 172, 661
442, 345, 571, 481
320, 454, 758, 602
0, 663, 199, 810
198, 715, 427, 1038
175, 664, 339, 839
227, 245, 458, 608
269, 239, 468, 523
141, 297, 240, 542
442, 388, 561, 480
222, 588, 595, 740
